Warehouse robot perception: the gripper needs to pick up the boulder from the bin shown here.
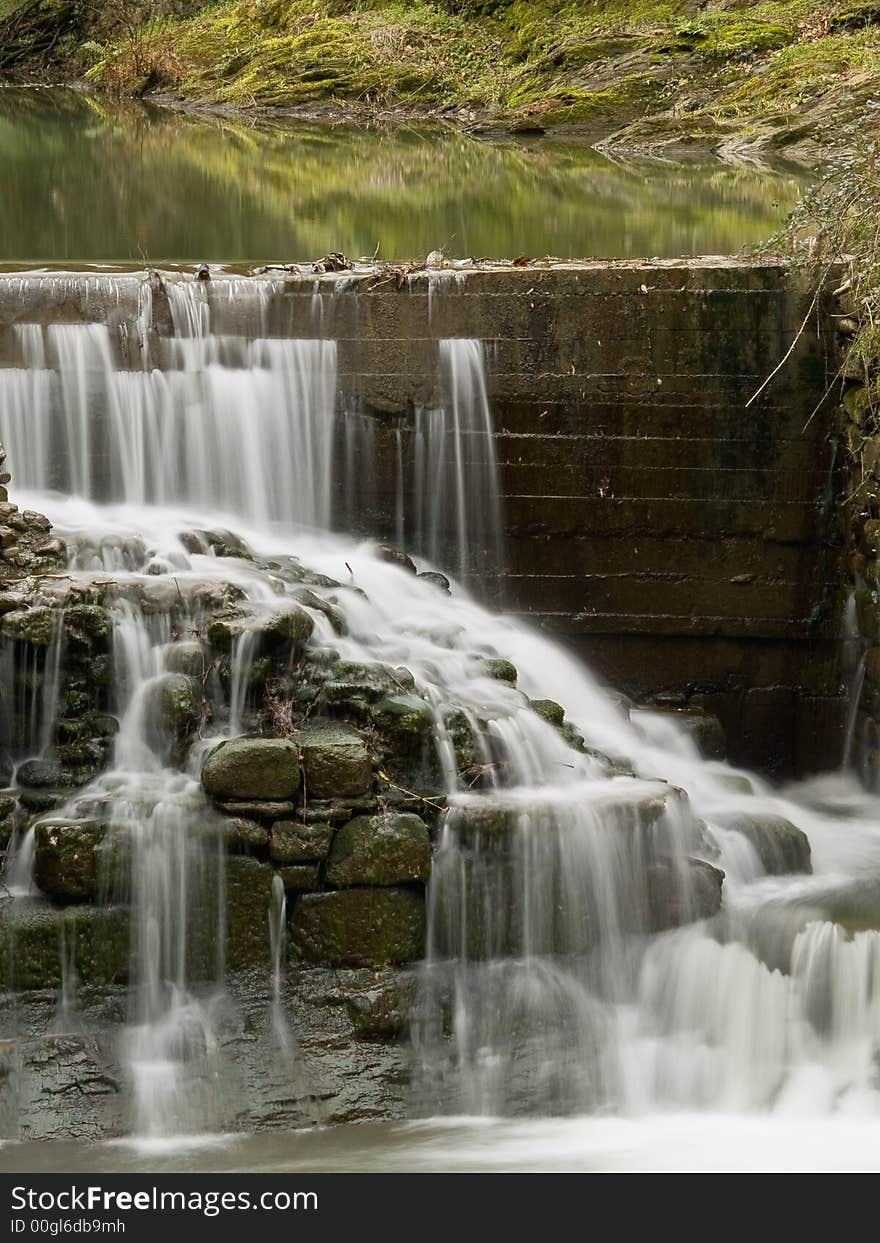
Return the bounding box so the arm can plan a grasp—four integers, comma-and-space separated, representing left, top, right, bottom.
202, 737, 300, 801
33, 820, 106, 902
374, 545, 417, 574
323, 661, 415, 706
297, 726, 372, 799
221, 817, 270, 854
164, 641, 207, 677
713, 812, 811, 875
370, 696, 434, 740
289, 887, 426, 967
646, 857, 724, 931
325, 813, 431, 887
529, 698, 566, 726
153, 673, 202, 738
417, 571, 451, 594
484, 659, 517, 684
16, 759, 67, 789
269, 820, 335, 864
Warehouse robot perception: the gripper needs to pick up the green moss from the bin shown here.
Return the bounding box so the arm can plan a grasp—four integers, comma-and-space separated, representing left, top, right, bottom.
17, 0, 880, 145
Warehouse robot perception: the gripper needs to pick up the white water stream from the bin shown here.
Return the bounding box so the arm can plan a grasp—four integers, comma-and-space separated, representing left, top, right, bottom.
2, 275, 880, 1165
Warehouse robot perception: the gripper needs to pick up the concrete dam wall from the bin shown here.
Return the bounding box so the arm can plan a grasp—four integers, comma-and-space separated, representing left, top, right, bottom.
0, 259, 844, 776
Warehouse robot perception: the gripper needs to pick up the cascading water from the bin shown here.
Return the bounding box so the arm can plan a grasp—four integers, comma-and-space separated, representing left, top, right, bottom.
4, 271, 880, 1157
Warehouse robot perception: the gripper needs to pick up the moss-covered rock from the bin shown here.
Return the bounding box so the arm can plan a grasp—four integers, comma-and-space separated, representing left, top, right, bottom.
325, 813, 431, 887
202, 737, 300, 801
164, 640, 207, 677
323, 660, 415, 706
33, 820, 106, 902
529, 698, 566, 726
297, 726, 372, 799
277, 864, 321, 894
289, 887, 425, 967
0, 901, 129, 991
221, 816, 270, 854
713, 811, 811, 875
225, 854, 275, 971
269, 819, 335, 864
154, 673, 202, 739
370, 695, 435, 739
484, 658, 517, 684
345, 973, 416, 1039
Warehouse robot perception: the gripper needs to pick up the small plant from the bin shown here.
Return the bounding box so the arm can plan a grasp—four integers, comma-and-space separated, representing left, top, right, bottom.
86, 15, 183, 96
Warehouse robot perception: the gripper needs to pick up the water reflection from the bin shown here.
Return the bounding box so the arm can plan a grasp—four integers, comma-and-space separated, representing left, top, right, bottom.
0, 86, 808, 263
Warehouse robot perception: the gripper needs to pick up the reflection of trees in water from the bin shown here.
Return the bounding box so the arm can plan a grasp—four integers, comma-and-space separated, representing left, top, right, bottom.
0, 87, 810, 261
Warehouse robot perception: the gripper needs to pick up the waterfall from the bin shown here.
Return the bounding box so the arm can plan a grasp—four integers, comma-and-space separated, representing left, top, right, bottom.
7, 272, 880, 1144
413, 339, 503, 585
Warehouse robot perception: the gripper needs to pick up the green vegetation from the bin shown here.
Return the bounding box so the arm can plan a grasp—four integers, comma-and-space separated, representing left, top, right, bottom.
3, 0, 880, 151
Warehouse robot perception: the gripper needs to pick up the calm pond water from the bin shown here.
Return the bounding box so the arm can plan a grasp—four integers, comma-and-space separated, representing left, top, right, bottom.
0, 86, 808, 264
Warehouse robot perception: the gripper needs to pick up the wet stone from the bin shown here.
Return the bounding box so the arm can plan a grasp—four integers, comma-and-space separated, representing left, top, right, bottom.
345, 973, 417, 1040
646, 857, 725, 931
277, 864, 321, 894
0, 902, 130, 991
529, 698, 566, 726
713, 812, 812, 875
217, 799, 298, 819
297, 726, 372, 800
33, 820, 106, 902
484, 659, 517, 684
202, 737, 300, 801
225, 855, 275, 971
289, 887, 426, 968
269, 820, 335, 864
325, 813, 431, 888
164, 640, 207, 677
417, 571, 451, 594
221, 816, 270, 854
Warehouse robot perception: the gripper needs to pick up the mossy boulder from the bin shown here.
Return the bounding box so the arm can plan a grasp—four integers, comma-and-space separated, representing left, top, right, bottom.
0, 901, 129, 991
16, 759, 67, 789
297, 726, 372, 799
269, 819, 335, 864
529, 698, 565, 726
164, 641, 207, 677
325, 813, 431, 887
262, 605, 315, 645
1, 606, 61, 646
484, 659, 517, 684
448, 801, 516, 839
370, 695, 434, 739
33, 820, 106, 902
202, 737, 300, 801
323, 661, 415, 707
154, 673, 202, 739
221, 816, 269, 854
225, 854, 275, 971
713, 812, 811, 875
289, 887, 426, 967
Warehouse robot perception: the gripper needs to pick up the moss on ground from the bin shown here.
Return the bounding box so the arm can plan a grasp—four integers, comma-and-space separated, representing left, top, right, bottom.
4, 0, 880, 146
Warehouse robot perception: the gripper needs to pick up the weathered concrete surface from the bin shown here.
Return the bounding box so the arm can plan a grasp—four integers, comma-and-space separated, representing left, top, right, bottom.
0, 260, 845, 775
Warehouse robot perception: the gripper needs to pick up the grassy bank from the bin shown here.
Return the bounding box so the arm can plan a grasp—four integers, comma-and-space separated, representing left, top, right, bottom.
3, 0, 880, 155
